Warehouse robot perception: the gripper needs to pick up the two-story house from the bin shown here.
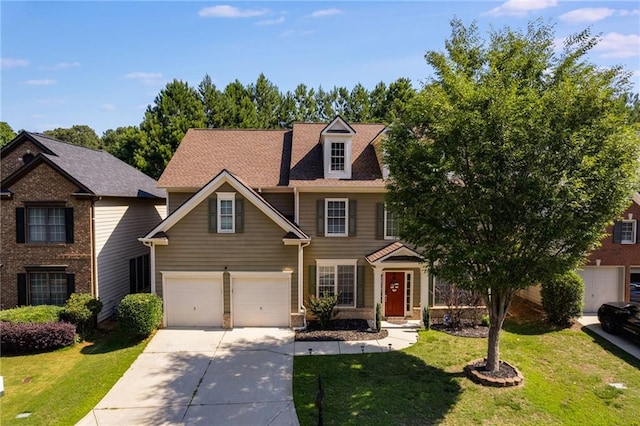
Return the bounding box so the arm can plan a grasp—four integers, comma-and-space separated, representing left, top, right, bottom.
1, 132, 166, 320
520, 194, 640, 313
140, 117, 430, 328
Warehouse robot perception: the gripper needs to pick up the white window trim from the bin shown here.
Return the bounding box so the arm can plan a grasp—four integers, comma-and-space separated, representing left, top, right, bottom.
217, 192, 235, 233
323, 136, 352, 179
384, 206, 399, 240
325, 198, 348, 237
621, 219, 636, 244
316, 259, 358, 308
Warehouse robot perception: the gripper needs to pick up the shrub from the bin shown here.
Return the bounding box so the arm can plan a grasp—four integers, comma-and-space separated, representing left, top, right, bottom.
422, 306, 430, 330
307, 293, 339, 330
117, 293, 163, 336
480, 314, 490, 327
540, 271, 584, 326
61, 293, 103, 337
1, 321, 76, 354
0, 305, 63, 324
376, 303, 383, 331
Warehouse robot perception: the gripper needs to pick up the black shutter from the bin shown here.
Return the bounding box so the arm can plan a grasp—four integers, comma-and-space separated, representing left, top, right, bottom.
65, 208, 74, 243
613, 221, 622, 243
143, 254, 150, 290
66, 274, 75, 298
349, 199, 357, 236
209, 197, 217, 232
308, 265, 316, 299
129, 258, 137, 293
357, 265, 365, 308
235, 198, 244, 233
136, 257, 144, 292
16, 207, 26, 243
17, 273, 27, 305
316, 199, 324, 236
376, 203, 384, 239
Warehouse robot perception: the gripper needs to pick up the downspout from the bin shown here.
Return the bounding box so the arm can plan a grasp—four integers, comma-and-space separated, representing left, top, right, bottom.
294, 187, 299, 224
293, 239, 311, 331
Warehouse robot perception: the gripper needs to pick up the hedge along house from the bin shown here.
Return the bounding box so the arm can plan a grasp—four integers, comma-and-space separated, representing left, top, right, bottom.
1, 132, 166, 321
140, 117, 430, 328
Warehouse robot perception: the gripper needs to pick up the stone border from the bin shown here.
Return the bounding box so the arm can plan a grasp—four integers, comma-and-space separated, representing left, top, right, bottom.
464, 358, 524, 387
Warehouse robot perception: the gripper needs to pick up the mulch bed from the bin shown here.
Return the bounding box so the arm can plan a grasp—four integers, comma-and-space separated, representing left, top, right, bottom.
295, 319, 388, 341
430, 323, 489, 338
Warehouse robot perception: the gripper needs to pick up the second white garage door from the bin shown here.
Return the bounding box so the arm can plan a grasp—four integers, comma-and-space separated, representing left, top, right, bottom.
163, 273, 223, 327
578, 267, 623, 313
232, 273, 290, 327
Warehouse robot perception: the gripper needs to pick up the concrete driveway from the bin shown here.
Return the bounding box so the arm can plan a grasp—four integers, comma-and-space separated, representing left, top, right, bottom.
77, 328, 299, 426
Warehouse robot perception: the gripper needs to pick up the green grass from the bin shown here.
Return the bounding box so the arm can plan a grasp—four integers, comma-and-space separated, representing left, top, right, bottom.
0, 327, 149, 425
294, 321, 640, 425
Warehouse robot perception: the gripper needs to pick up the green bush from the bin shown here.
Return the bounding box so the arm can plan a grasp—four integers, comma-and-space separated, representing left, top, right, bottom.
422, 306, 430, 330
307, 293, 339, 330
540, 271, 584, 327
1, 321, 76, 354
480, 314, 490, 327
0, 305, 63, 324
61, 293, 103, 337
117, 293, 163, 336
376, 303, 383, 331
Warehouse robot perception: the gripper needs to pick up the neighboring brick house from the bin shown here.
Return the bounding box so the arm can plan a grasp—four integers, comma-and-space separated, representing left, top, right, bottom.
1, 132, 166, 320
141, 116, 431, 328
520, 195, 640, 313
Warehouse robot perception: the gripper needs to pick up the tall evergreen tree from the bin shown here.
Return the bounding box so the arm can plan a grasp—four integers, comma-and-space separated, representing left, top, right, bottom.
102, 126, 143, 166
251, 73, 282, 128
293, 84, 318, 122
219, 80, 258, 128
348, 83, 372, 122
198, 74, 223, 128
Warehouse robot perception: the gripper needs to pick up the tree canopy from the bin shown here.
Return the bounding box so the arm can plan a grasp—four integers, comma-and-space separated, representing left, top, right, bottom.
385, 19, 640, 372
0, 122, 17, 147
44, 125, 101, 149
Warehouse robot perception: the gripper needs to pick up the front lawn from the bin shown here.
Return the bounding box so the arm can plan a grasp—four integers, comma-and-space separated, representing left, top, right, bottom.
294, 320, 640, 425
0, 326, 149, 425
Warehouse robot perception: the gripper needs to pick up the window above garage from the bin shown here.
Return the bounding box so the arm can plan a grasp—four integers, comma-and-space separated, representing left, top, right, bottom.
613, 219, 637, 244
209, 192, 244, 234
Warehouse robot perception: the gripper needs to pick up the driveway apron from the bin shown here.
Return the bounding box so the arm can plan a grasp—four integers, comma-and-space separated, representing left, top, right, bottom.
77, 328, 299, 426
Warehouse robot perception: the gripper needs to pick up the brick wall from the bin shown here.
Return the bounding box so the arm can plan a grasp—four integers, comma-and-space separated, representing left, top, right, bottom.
1, 162, 93, 309
1, 140, 43, 181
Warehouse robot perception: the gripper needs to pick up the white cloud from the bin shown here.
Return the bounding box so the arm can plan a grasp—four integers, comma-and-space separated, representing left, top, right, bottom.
485, 0, 557, 17
1, 57, 29, 68
124, 72, 164, 85
43, 61, 80, 70
593, 33, 640, 58
24, 79, 56, 86
309, 8, 342, 18
619, 9, 640, 17
559, 8, 615, 24
102, 104, 116, 111
255, 16, 285, 26
198, 5, 268, 18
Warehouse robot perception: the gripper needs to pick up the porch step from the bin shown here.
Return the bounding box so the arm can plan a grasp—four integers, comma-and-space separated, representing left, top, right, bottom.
385, 317, 408, 324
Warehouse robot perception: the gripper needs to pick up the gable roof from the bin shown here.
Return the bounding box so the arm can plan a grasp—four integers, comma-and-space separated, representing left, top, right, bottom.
142, 169, 309, 242
1, 132, 165, 198
366, 242, 423, 265
289, 122, 386, 187
157, 129, 291, 189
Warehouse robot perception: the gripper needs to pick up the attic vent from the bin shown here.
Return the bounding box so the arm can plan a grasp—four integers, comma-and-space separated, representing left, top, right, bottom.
22, 153, 35, 164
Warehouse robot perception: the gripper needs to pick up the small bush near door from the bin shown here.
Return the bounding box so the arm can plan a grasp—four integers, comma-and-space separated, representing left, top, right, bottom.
117, 294, 163, 336
307, 293, 339, 330
61, 293, 103, 338
540, 271, 584, 326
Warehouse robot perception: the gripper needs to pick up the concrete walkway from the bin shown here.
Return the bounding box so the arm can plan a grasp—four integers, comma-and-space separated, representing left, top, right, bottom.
578, 315, 640, 360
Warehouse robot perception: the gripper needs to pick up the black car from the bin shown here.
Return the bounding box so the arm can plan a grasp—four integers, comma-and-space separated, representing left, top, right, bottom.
597, 302, 640, 339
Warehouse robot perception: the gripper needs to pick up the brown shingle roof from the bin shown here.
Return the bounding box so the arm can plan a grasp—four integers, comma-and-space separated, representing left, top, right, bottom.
157, 129, 291, 189
366, 242, 405, 263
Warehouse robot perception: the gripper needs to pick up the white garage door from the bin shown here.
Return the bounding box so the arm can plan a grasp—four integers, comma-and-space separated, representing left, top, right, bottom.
232, 273, 290, 327
578, 267, 623, 313
164, 274, 223, 327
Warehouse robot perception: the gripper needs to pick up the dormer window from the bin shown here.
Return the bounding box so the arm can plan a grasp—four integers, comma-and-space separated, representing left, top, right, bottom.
321, 116, 356, 179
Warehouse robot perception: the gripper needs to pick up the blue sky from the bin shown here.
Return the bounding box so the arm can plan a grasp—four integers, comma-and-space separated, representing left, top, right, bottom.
2, 1, 639, 135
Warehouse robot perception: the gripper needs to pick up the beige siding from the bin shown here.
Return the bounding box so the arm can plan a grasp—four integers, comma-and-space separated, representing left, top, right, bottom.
519, 284, 542, 306
261, 192, 294, 219
167, 192, 195, 215
155, 185, 298, 312
94, 198, 166, 320
300, 192, 401, 309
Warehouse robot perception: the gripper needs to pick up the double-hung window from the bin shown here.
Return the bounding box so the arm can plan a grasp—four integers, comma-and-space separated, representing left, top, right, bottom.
29, 272, 67, 306
326, 199, 347, 236
330, 142, 345, 172
217, 193, 235, 233
384, 207, 399, 240
620, 220, 636, 244
317, 260, 357, 306
28, 207, 65, 243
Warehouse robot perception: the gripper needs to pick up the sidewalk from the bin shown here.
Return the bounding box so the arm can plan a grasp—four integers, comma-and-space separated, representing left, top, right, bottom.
578, 315, 640, 361
293, 320, 421, 356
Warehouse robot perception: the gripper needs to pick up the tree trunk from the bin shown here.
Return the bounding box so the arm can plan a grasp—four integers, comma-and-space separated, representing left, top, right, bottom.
485, 288, 512, 372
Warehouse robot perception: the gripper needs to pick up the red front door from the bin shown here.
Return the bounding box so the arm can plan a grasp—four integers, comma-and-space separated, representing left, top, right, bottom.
385, 272, 405, 316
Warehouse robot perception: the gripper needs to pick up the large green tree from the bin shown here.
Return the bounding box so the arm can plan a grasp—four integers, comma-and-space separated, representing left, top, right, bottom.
137, 79, 205, 178
0, 122, 17, 147
250, 73, 283, 128
44, 125, 100, 149
385, 20, 640, 373
102, 126, 143, 166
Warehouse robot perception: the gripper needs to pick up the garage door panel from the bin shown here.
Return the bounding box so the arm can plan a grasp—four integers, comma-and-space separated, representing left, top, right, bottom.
165, 276, 223, 327
233, 276, 289, 327
579, 268, 621, 313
